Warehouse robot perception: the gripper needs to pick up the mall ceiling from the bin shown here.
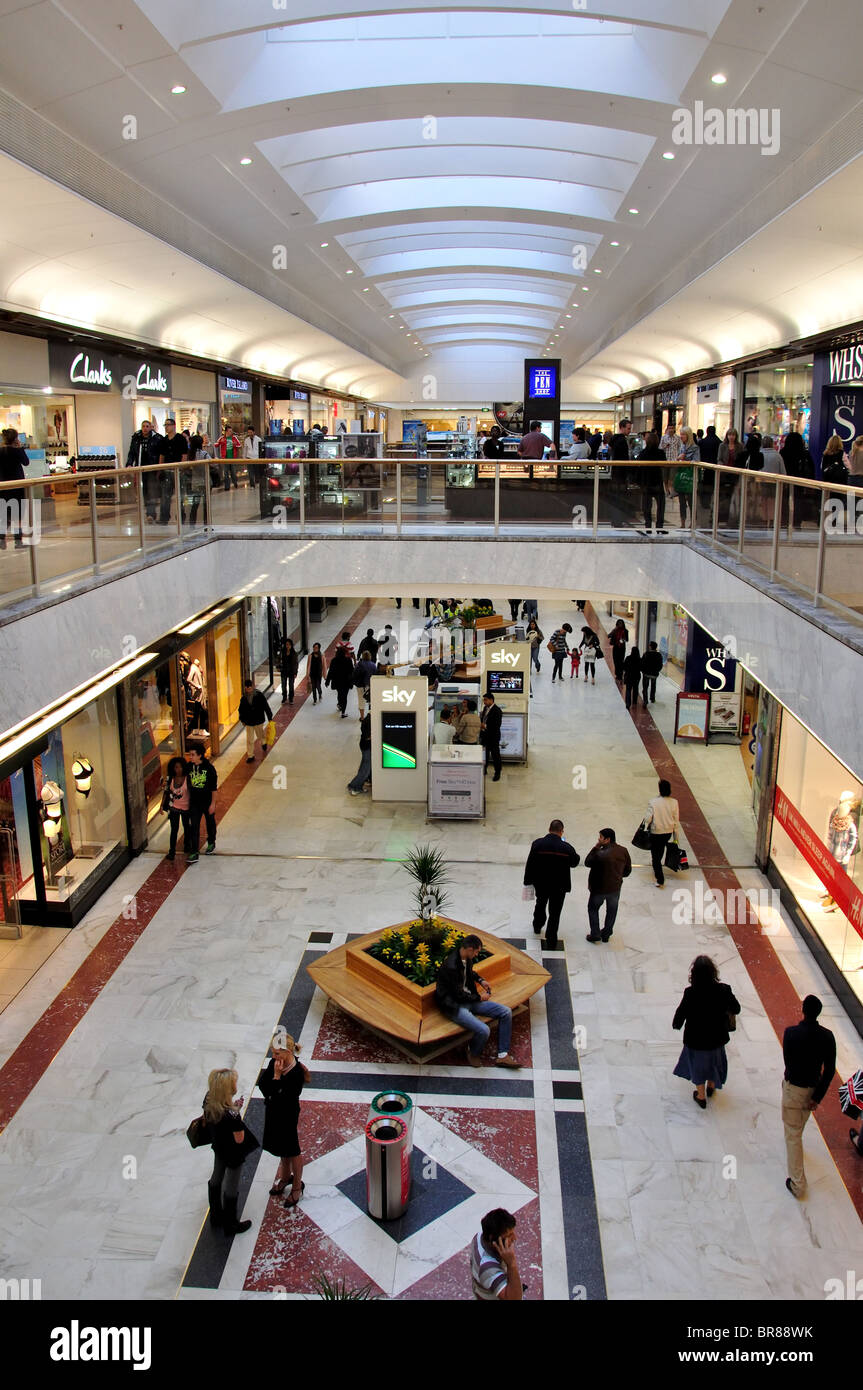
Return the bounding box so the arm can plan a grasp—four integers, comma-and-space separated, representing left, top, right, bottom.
0, 0, 861, 402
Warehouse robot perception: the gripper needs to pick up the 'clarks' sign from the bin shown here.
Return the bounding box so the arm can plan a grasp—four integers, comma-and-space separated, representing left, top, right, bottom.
49, 342, 173, 396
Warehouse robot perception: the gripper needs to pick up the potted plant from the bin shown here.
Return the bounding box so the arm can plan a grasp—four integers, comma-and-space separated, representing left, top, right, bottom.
402, 843, 450, 924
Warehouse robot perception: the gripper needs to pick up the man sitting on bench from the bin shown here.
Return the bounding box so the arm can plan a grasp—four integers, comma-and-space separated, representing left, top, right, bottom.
435, 934, 520, 1069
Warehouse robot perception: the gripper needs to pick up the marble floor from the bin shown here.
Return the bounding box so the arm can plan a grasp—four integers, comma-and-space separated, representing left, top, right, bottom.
0, 596, 861, 1302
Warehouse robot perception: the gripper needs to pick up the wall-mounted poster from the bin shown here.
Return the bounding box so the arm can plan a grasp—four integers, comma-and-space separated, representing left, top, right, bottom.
674, 691, 710, 744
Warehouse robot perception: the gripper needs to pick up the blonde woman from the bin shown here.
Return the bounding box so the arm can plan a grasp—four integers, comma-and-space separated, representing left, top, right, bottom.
257, 1030, 310, 1207
673, 426, 698, 527
203, 1067, 259, 1235
849, 435, 863, 483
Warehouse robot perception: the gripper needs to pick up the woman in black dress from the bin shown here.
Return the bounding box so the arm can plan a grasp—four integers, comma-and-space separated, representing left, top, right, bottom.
672, 955, 741, 1109
257, 1030, 310, 1206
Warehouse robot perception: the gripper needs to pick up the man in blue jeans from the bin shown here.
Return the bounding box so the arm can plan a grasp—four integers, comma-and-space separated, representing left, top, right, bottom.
435, 935, 521, 1069
584, 828, 631, 943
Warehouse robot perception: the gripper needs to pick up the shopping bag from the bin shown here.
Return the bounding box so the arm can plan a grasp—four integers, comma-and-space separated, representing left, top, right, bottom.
631, 822, 652, 850
839, 1068, 863, 1119
664, 839, 686, 872
522, 885, 535, 901
265, 719, 277, 747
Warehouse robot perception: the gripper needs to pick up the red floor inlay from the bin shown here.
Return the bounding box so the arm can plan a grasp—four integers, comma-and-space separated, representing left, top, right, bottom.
0, 599, 376, 1137
589, 603, 863, 1221
425, 1105, 538, 1190
244, 1205, 385, 1298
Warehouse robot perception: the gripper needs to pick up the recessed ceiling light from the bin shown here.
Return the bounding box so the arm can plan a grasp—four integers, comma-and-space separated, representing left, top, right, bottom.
711, 72, 727, 85
662, 151, 675, 160
320, 242, 329, 248
610, 241, 620, 246
171, 85, 186, 95
628, 208, 639, 215
240, 157, 252, 166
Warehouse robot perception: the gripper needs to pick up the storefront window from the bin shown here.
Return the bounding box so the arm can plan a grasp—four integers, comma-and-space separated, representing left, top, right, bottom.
219, 375, 253, 440
266, 397, 309, 438
0, 392, 76, 476
213, 613, 243, 742
179, 642, 210, 750
248, 597, 277, 684
26, 690, 127, 908
135, 401, 212, 439
0, 768, 33, 928
771, 711, 863, 1003
650, 603, 688, 681
743, 363, 812, 447
137, 660, 179, 823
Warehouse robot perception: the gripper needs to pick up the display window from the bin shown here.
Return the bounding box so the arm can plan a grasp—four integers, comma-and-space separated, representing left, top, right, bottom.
743, 362, 812, 447
20, 690, 128, 909
136, 659, 179, 824
213, 612, 243, 742
135, 401, 212, 439
771, 710, 863, 1003
0, 768, 33, 930
266, 397, 309, 438
0, 391, 77, 476
650, 602, 687, 682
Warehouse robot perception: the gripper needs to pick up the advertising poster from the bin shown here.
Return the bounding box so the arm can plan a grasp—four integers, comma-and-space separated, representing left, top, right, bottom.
709, 689, 741, 736
674, 692, 710, 743
499, 713, 526, 761
428, 762, 484, 817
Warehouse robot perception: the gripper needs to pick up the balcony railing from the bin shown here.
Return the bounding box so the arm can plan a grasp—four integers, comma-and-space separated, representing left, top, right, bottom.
1, 458, 861, 626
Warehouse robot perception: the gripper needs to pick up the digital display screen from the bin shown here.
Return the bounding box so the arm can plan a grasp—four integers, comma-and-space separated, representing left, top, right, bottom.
381, 713, 417, 769
528, 365, 557, 399
488, 672, 524, 694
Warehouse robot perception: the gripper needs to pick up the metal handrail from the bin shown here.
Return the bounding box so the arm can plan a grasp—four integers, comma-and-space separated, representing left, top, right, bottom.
2, 458, 862, 626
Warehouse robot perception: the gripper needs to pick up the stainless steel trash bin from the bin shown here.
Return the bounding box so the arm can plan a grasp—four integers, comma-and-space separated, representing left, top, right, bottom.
365, 1115, 411, 1220
369, 1091, 414, 1155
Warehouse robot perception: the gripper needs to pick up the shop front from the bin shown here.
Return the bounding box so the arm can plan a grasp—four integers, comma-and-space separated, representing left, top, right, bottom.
132, 365, 216, 444
647, 602, 688, 683
768, 710, 863, 1026
218, 372, 254, 441
134, 601, 247, 830
811, 333, 863, 474
689, 375, 735, 441
741, 359, 812, 449
0, 655, 154, 929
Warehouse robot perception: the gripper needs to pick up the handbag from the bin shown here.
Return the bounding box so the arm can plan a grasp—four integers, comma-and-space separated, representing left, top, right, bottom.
160, 781, 172, 815
632, 821, 652, 850
186, 1115, 211, 1149
546, 640, 555, 655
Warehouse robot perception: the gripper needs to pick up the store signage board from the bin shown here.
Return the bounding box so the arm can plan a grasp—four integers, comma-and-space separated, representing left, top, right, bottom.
428, 753, 484, 818
49, 343, 173, 396
674, 691, 710, 744
774, 788, 863, 938
696, 381, 720, 403
827, 345, 863, 387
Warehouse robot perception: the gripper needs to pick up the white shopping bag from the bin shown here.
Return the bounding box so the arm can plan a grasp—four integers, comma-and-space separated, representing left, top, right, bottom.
522, 885, 535, 901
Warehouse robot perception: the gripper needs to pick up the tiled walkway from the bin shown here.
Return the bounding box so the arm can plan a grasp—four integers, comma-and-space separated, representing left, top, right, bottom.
0, 598, 860, 1301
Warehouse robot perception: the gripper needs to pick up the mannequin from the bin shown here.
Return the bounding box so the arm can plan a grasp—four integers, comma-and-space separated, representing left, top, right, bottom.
822, 790, 859, 911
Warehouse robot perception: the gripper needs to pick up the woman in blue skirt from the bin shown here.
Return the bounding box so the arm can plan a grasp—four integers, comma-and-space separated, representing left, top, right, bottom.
672, 955, 741, 1108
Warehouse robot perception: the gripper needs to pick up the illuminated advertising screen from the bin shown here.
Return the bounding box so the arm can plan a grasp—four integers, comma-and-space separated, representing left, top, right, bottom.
528, 365, 557, 400
488, 672, 524, 694
381, 713, 417, 769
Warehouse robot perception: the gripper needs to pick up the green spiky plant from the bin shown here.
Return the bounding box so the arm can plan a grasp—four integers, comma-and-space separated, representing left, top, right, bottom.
312, 1273, 382, 1301
402, 843, 451, 927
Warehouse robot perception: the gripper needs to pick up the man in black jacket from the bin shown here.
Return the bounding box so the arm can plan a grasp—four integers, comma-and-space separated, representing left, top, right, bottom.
126, 419, 163, 521
435, 934, 520, 1068
238, 681, 273, 763
186, 742, 218, 862
481, 693, 503, 781
523, 819, 580, 949
640, 641, 664, 705
584, 829, 631, 942
781, 995, 836, 1198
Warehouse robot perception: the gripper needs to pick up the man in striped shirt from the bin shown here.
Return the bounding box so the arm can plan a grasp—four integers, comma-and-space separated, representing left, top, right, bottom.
470, 1209, 523, 1300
